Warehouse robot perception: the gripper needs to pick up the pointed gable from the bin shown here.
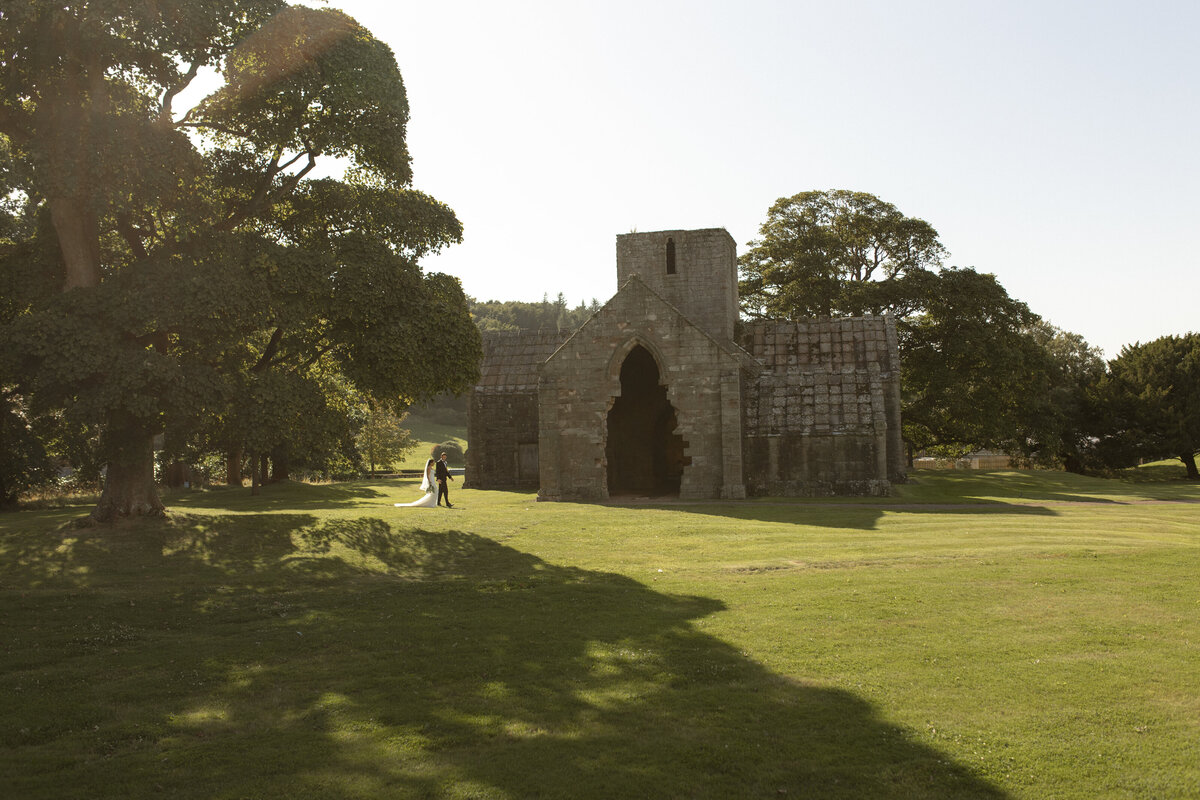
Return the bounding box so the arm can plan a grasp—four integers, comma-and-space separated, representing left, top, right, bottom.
542, 274, 760, 378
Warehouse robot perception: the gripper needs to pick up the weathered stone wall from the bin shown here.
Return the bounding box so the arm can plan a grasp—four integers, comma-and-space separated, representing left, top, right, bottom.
739, 316, 905, 496
538, 277, 750, 501
464, 330, 568, 490
616, 229, 738, 342
465, 391, 540, 489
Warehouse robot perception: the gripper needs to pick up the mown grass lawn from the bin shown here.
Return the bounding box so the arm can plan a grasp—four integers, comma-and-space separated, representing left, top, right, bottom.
2, 470, 1198, 799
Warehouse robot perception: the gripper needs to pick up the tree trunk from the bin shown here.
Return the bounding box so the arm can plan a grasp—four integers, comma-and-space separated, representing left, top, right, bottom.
91, 431, 164, 523
53, 190, 157, 522
49, 196, 101, 289
164, 461, 187, 488
1183, 452, 1200, 481
251, 452, 262, 496
45, 56, 103, 293
226, 447, 243, 486
270, 445, 290, 483
259, 453, 269, 486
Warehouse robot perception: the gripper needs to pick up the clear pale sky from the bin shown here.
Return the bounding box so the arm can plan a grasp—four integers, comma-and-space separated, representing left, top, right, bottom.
328, 0, 1198, 359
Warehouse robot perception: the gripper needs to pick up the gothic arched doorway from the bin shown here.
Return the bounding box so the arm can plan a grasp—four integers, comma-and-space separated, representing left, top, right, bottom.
606, 345, 687, 497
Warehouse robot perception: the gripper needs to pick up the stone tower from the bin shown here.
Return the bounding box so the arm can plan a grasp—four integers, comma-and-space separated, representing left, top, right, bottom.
615, 228, 739, 343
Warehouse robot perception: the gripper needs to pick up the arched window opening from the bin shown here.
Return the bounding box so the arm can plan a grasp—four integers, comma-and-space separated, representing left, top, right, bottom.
666, 237, 676, 275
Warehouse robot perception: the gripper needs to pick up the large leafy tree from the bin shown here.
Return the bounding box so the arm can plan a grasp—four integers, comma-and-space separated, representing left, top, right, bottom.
1021, 321, 1106, 471
1094, 334, 1200, 479
739, 189, 948, 319
356, 402, 414, 478
0, 2, 480, 519
899, 269, 1075, 461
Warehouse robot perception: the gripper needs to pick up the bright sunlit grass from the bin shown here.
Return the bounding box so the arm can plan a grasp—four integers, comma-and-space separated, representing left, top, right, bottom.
1, 470, 1197, 798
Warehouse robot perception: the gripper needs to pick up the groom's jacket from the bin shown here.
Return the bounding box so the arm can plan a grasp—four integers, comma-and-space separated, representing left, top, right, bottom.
435, 461, 450, 481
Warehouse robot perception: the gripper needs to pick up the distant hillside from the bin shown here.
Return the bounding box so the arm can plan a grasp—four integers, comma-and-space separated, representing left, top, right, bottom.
469, 294, 600, 333
395, 396, 467, 471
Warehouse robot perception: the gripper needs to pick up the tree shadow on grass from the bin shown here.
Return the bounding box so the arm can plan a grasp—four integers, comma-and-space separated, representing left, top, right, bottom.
598, 464, 1200, 529
2, 516, 1009, 799
165, 479, 393, 512
902, 469, 1200, 503
598, 469, 1200, 530
599, 498, 1060, 531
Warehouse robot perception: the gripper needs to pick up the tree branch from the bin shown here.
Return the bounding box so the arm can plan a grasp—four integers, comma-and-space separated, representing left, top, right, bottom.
116, 212, 149, 260
266, 146, 317, 206
216, 141, 318, 232
252, 326, 284, 373
175, 118, 248, 137
291, 341, 340, 374
160, 59, 202, 124
276, 148, 310, 172
215, 147, 285, 232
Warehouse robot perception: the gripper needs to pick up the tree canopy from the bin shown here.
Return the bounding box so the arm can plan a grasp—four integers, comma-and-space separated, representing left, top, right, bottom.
739, 189, 947, 319
899, 267, 1045, 457
897, 270, 1107, 465
469, 294, 601, 333
1020, 321, 1107, 471
356, 403, 415, 478
1094, 334, 1200, 479
0, 2, 480, 518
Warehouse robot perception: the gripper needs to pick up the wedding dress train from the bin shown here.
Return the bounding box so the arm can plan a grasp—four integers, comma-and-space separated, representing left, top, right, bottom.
395, 463, 438, 508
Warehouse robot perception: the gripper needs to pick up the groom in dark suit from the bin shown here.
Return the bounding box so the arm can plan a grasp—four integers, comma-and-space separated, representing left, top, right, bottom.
435, 452, 454, 508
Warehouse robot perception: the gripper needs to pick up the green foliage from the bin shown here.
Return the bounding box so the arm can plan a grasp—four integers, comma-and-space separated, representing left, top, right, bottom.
469, 293, 601, 332
0, 387, 56, 507
405, 392, 467, 427
900, 278, 1109, 467
392, 415, 466, 471
356, 405, 414, 475
0, 2, 481, 515
1022, 321, 1107, 470
431, 439, 465, 466
1093, 333, 1200, 478
900, 269, 1065, 460
739, 189, 947, 319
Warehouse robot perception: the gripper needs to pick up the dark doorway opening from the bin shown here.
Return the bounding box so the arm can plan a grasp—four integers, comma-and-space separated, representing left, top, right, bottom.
606, 345, 687, 497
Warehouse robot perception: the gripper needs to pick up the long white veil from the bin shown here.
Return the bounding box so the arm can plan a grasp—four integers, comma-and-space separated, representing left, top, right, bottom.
395, 460, 437, 508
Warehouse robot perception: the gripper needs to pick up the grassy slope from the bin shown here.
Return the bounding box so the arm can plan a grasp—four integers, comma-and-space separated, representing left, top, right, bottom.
392, 417, 466, 472
2, 470, 1198, 799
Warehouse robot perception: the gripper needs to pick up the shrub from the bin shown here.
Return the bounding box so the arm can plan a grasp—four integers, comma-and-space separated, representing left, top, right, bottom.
430, 441, 464, 467
0, 392, 57, 508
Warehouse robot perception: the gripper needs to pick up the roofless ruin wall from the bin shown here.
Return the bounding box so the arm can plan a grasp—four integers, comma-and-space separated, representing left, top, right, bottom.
739, 316, 904, 497
464, 330, 567, 490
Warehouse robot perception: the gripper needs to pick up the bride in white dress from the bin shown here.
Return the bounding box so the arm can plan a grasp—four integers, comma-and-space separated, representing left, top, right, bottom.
394, 458, 438, 508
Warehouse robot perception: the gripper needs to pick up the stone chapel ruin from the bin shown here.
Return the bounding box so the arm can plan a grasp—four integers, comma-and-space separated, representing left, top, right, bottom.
465, 228, 906, 500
